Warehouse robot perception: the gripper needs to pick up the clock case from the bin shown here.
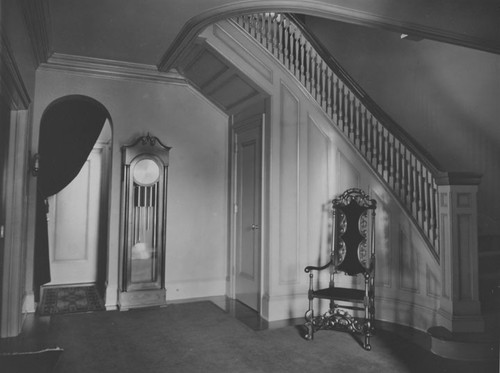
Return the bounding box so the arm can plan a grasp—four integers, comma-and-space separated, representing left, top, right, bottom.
118, 134, 171, 310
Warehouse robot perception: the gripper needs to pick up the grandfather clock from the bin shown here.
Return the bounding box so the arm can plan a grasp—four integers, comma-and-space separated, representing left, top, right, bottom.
118, 134, 170, 310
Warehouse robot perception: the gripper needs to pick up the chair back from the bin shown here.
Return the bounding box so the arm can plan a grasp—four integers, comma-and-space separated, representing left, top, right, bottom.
332, 188, 376, 276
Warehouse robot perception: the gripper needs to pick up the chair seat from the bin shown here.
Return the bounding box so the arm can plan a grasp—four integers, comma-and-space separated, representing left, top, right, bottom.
312, 287, 365, 302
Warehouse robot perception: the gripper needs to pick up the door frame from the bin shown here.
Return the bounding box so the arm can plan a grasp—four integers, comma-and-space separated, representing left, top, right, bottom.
229, 113, 266, 314
45, 120, 112, 289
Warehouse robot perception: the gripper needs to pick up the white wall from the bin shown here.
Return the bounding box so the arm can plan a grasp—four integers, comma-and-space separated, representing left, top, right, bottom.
31, 68, 229, 308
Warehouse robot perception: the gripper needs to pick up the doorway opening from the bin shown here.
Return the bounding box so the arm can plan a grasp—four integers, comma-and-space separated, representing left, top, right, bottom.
35, 96, 112, 310
231, 113, 264, 314
46, 120, 111, 290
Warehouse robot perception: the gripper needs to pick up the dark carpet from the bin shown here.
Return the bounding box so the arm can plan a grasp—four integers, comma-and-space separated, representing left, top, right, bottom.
45, 301, 497, 373
38, 286, 105, 316
0, 348, 63, 373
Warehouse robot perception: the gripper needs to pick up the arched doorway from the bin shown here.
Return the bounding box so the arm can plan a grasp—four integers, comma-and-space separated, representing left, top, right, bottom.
34, 95, 112, 301
46, 120, 111, 288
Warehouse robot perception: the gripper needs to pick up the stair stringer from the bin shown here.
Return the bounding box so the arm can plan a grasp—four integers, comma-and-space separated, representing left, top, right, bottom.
200, 20, 444, 333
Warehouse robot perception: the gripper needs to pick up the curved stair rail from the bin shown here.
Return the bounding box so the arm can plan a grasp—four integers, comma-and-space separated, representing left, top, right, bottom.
234, 13, 444, 257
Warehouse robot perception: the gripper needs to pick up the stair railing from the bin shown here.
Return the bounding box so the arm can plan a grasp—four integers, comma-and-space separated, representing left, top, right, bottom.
234, 13, 443, 257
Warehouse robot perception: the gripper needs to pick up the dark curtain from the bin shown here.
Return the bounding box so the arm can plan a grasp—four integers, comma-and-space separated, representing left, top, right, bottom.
34, 97, 107, 300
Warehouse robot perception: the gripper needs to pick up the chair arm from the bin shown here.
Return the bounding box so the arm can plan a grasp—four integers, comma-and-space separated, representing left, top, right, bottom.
304, 260, 332, 273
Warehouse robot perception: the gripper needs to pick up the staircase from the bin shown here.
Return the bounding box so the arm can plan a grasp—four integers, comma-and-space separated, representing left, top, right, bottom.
222, 12, 497, 360
230, 12, 489, 332
234, 13, 445, 257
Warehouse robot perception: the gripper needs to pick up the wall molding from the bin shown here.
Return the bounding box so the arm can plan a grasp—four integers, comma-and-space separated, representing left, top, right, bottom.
278, 82, 300, 285
20, 0, 52, 66
41, 53, 188, 86
0, 34, 31, 109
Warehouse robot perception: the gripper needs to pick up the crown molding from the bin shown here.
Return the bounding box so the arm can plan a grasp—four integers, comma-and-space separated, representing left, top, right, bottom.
20, 0, 52, 66
40, 53, 187, 85
158, 0, 500, 71
0, 34, 31, 109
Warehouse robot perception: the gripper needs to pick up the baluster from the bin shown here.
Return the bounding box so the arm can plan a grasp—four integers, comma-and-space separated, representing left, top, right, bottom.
346, 92, 352, 140
300, 35, 311, 87
283, 21, 290, 68
308, 50, 318, 101
277, 17, 283, 61
257, 14, 263, 44
260, 14, 266, 45
383, 129, 389, 181
406, 153, 413, 214
294, 28, 300, 77
347, 93, 353, 139
404, 150, 411, 209
321, 62, 327, 111
250, 15, 256, 39
366, 113, 373, 161
410, 156, 418, 215
272, 15, 279, 57
261, 13, 267, 49
337, 80, 344, 129
332, 75, 339, 125
415, 161, 423, 225
238, 15, 245, 31
387, 134, 394, 187
266, 13, 272, 51
377, 124, 384, 174
261, 14, 267, 44
315, 52, 321, 100
343, 83, 349, 135
431, 180, 438, 247
422, 169, 431, 235
353, 98, 360, 146
360, 105, 367, 155
400, 145, 408, 200
326, 69, 333, 116
248, 15, 253, 34
408, 152, 414, 212
393, 139, 401, 196
370, 116, 377, 167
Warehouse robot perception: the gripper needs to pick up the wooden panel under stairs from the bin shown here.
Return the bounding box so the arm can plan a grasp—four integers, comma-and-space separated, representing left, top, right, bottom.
478, 235, 500, 313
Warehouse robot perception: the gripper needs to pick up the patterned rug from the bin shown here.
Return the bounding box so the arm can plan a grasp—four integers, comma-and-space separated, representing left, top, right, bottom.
38, 286, 105, 316
0, 348, 63, 373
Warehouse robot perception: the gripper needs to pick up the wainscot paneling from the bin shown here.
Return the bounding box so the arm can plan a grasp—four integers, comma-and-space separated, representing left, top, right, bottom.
278, 82, 300, 285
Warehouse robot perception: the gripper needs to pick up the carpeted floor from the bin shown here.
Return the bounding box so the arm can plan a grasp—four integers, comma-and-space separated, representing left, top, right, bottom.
44, 301, 498, 373
38, 286, 105, 316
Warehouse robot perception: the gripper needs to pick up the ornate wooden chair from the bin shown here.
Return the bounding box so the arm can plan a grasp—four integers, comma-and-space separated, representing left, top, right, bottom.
304, 188, 376, 350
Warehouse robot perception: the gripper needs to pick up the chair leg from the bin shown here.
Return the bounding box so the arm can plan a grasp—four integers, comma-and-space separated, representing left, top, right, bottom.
304, 309, 314, 340
364, 331, 371, 351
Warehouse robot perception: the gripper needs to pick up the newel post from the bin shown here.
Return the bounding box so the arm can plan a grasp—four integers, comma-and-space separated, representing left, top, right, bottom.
436, 172, 484, 332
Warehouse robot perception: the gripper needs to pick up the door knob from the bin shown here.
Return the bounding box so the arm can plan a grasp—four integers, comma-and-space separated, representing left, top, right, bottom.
251, 224, 260, 230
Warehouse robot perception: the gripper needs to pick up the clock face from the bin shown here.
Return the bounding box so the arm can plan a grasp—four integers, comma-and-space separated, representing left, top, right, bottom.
133, 158, 160, 185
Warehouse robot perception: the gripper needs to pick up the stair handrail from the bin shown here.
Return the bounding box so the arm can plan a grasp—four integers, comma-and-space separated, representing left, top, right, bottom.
233, 12, 455, 258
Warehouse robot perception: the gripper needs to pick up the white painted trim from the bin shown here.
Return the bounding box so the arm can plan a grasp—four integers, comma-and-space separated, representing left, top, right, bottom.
0, 33, 31, 109
1, 110, 30, 337
40, 53, 188, 86
20, 0, 52, 66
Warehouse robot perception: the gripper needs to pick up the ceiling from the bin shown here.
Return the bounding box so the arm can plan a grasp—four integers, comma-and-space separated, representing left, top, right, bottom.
42, 0, 500, 70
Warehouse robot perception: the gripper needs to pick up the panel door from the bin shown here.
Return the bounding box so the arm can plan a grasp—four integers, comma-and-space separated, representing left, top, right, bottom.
234, 117, 262, 311
47, 148, 103, 285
